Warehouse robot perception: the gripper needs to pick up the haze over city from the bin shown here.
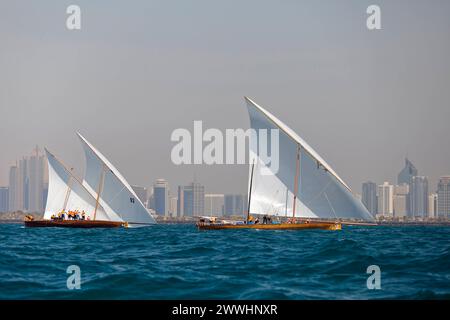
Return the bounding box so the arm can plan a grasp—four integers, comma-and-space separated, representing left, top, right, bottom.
1, 0, 450, 194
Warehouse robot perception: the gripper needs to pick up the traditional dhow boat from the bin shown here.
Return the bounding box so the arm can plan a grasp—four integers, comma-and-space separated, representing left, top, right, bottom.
197, 97, 374, 231
25, 134, 156, 228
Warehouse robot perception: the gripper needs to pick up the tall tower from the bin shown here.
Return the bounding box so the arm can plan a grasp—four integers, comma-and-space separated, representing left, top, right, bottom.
153, 179, 169, 217
362, 181, 377, 216
397, 158, 418, 185
28, 146, 45, 213
411, 176, 429, 217
437, 176, 450, 218
397, 158, 418, 216
377, 182, 394, 217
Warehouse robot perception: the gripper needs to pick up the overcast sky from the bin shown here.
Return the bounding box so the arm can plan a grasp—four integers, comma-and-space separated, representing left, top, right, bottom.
1, 0, 449, 195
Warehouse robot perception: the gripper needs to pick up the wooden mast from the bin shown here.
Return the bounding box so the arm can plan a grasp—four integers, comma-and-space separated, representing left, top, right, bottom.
62, 177, 73, 212
292, 145, 301, 218
246, 160, 255, 224
93, 165, 106, 221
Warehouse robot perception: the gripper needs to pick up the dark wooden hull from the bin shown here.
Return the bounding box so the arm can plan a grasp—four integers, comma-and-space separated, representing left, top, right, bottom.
197, 221, 341, 231
24, 219, 124, 228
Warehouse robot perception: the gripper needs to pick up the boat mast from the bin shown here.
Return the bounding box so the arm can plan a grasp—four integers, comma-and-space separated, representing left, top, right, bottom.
246, 159, 255, 224
292, 144, 301, 218
93, 165, 106, 221
62, 176, 73, 212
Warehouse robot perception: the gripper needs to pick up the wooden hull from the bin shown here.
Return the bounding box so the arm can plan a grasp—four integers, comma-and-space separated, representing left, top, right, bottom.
24, 219, 125, 228
197, 221, 342, 231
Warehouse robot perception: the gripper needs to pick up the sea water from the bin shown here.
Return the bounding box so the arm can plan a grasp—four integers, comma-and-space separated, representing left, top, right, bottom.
0, 224, 449, 299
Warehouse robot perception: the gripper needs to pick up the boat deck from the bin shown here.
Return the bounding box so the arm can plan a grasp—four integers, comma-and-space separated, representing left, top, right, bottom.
24, 219, 125, 228
197, 221, 341, 231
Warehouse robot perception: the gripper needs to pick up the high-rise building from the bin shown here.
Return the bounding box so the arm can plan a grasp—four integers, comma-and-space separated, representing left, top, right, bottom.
177, 186, 184, 217
8, 165, 20, 212
393, 184, 409, 218
153, 179, 169, 216
377, 182, 394, 217
177, 182, 205, 217
7, 147, 47, 213
131, 185, 148, 205
397, 158, 418, 216
19, 158, 28, 211
437, 176, 450, 218
169, 196, 178, 217
411, 176, 428, 217
428, 193, 437, 218
27, 147, 45, 213
397, 158, 418, 185
205, 194, 224, 217
224, 194, 247, 216
362, 181, 377, 216
0, 187, 9, 212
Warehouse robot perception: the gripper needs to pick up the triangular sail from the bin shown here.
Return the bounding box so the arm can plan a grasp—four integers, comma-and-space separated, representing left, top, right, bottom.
77, 133, 156, 225
245, 97, 374, 222
43, 149, 110, 221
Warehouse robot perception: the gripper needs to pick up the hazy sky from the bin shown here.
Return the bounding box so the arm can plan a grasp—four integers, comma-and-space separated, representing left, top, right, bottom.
1, 0, 449, 195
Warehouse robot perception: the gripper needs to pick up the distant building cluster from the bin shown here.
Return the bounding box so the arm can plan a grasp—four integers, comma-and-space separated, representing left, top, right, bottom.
0, 147, 48, 214
362, 158, 450, 220
145, 179, 247, 218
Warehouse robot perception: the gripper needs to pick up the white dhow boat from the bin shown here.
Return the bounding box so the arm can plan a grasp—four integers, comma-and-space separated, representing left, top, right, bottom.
198, 97, 375, 230
25, 134, 156, 228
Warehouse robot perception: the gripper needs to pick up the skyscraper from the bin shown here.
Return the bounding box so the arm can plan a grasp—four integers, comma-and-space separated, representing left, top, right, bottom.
153, 179, 169, 216
177, 182, 205, 217
205, 194, 224, 216
0, 187, 8, 212
437, 176, 450, 218
397, 158, 418, 185
377, 182, 394, 217
169, 196, 178, 217
428, 193, 437, 218
27, 147, 45, 213
177, 186, 184, 217
8, 165, 20, 212
411, 176, 428, 217
7, 148, 47, 213
393, 184, 409, 218
362, 181, 377, 216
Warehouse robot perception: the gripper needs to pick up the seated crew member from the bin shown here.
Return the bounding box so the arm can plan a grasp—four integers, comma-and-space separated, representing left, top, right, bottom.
81, 211, 86, 220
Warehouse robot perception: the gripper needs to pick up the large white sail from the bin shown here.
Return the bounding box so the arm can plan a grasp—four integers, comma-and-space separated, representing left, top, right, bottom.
245, 97, 374, 221
43, 149, 110, 221
77, 133, 156, 225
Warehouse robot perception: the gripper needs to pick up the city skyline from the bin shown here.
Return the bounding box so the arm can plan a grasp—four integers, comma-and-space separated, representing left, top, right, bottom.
1, 145, 449, 196
1, 146, 449, 219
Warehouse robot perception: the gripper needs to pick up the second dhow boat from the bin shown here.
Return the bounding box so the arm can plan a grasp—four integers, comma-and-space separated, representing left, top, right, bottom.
25, 133, 156, 228
197, 97, 375, 231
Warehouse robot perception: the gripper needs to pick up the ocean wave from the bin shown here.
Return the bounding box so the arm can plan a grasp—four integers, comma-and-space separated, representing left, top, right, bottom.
0, 224, 449, 299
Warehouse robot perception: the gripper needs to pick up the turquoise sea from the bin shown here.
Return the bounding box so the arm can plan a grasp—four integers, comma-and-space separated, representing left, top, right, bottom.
0, 223, 449, 299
